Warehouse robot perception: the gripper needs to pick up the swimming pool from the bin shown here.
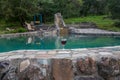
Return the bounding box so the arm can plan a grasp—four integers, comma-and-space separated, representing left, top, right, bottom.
0, 35, 120, 52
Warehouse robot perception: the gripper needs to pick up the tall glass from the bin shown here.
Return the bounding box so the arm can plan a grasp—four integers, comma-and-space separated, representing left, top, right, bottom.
61, 38, 67, 49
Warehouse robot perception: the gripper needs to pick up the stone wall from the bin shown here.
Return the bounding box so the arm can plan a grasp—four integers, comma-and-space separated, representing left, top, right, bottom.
1, 57, 120, 80
0, 47, 120, 80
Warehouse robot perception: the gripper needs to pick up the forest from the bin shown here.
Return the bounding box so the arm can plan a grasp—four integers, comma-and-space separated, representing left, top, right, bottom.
0, 0, 120, 33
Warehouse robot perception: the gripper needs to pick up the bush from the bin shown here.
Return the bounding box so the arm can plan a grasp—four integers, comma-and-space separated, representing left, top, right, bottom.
17, 27, 27, 33
114, 21, 120, 27
7, 27, 27, 33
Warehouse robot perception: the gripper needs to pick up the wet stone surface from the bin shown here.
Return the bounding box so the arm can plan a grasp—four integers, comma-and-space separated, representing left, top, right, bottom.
0, 46, 120, 80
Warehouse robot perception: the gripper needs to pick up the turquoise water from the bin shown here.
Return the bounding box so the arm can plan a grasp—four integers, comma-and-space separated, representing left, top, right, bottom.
0, 35, 120, 52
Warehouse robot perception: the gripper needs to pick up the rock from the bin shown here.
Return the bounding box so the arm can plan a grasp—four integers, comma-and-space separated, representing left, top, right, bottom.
54, 13, 66, 29
52, 59, 73, 80
20, 59, 30, 72
98, 57, 120, 80
0, 61, 10, 79
76, 57, 97, 75
0, 61, 9, 73
36, 59, 52, 80
2, 66, 17, 80
0, 61, 17, 80
54, 13, 68, 36
27, 64, 45, 80
19, 62, 45, 80
74, 76, 104, 80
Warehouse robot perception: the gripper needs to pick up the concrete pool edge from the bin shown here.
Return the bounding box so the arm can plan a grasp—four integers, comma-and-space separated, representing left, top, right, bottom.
0, 46, 120, 60
1, 28, 120, 39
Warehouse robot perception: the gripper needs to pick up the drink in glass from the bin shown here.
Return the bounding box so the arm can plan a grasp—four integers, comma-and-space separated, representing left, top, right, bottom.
61, 38, 67, 49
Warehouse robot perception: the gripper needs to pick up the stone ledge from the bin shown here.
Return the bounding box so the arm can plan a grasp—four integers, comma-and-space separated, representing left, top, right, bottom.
0, 46, 120, 60
1, 28, 120, 39
69, 28, 120, 36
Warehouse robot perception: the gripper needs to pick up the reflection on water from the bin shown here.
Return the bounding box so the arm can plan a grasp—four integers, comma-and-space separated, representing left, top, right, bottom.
0, 35, 120, 52
27, 37, 33, 44
55, 37, 60, 49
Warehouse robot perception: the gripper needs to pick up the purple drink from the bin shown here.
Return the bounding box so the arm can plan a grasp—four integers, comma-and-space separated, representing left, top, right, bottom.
61, 39, 67, 49
61, 40, 66, 45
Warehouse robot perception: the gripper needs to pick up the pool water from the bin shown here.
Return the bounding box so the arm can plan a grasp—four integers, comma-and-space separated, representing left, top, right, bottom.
0, 35, 120, 52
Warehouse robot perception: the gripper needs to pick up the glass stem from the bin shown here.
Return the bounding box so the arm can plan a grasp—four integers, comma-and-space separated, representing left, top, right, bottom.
62, 45, 65, 50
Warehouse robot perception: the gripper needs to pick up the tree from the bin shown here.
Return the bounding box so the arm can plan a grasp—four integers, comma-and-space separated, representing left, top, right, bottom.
0, 0, 82, 23
53, 0, 80, 18
36, 0, 81, 22
80, 0, 108, 16
0, 0, 40, 26
108, 0, 120, 19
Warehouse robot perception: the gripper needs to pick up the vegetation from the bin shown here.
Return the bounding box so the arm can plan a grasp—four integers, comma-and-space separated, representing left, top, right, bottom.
108, 0, 120, 19
65, 15, 120, 31
0, 0, 120, 34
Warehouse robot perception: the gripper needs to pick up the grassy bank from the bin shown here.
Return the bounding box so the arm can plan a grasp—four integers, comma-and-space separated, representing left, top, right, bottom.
65, 15, 120, 31
0, 20, 27, 34
0, 15, 120, 34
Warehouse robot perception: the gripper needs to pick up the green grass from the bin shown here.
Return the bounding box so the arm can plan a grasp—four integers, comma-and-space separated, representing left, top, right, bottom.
65, 15, 120, 32
0, 15, 120, 34
0, 19, 27, 34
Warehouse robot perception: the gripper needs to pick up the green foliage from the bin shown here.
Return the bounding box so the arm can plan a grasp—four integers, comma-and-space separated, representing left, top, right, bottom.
38, 0, 81, 22
80, 0, 108, 16
0, 19, 25, 34
65, 15, 120, 31
0, 0, 40, 24
0, 20, 20, 29
5, 27, 27, 34
65, 15, 113, 25
114, 21, 120, 27
108, 0, 120, 19
0, 0, 120, 33
16, 27, 27, 33
77, 0, 83, 5
0, 0, 120, 22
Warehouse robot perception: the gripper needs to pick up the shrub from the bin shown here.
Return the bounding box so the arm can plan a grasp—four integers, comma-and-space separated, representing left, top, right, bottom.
7, 27, 27, 33
16, 27, 27, 33
114, 21, 120, 27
